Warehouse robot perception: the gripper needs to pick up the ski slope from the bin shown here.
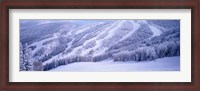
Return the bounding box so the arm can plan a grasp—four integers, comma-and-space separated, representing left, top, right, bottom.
50, 56, 180, 71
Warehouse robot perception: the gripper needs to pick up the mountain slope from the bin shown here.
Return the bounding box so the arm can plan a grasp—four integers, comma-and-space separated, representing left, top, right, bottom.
20, 20, 180, 70
20, 21, 78, 44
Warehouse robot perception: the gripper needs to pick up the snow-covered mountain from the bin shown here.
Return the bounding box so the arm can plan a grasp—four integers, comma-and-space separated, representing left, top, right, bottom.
20, 20, 180, 71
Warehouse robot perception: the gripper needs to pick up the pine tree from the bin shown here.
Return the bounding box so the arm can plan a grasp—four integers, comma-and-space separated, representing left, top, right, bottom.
23, 43, 32, 71
20, 42, 25, 71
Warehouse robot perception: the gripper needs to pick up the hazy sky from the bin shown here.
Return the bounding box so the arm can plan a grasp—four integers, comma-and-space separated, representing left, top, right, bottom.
20, 20, 108, 25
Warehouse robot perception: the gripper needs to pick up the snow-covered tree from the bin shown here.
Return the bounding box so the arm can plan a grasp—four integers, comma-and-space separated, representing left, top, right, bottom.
146, 47, 157, 60
20, 42, 25, 71
20, 43, 33, 71
23, 43, 33, 71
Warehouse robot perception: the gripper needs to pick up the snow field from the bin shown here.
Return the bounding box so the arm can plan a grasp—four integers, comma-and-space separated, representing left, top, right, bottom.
50, 56, 180, 71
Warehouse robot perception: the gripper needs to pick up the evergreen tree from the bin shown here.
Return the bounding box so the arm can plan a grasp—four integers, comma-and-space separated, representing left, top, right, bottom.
23, 43, 33, 71
20, 42, 25, 71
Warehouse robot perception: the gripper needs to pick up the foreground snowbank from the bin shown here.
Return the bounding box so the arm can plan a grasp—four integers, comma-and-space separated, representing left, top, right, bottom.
50, 56, 180, 71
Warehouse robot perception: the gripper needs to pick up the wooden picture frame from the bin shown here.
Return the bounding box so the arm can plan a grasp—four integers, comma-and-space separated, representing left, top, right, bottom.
0, 0, 199, 91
